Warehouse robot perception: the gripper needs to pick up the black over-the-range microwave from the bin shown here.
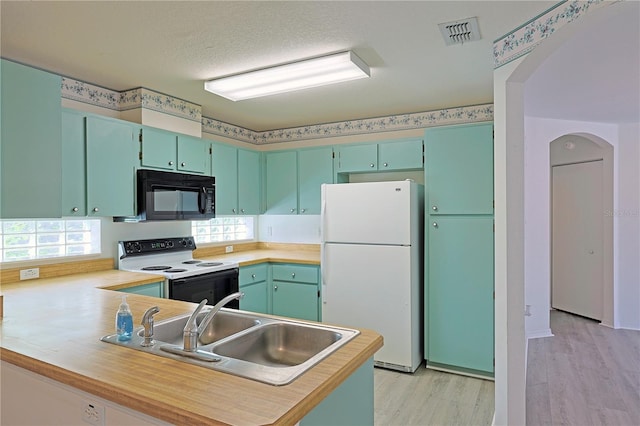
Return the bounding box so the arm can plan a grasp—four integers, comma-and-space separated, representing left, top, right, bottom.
115, 169, 216, 222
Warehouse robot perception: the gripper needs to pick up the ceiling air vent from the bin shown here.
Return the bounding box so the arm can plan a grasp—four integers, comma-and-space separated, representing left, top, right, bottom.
438, 17, 481, 46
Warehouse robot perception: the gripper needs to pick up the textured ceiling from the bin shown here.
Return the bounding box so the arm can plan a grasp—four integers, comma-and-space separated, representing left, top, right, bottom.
1, 1, 557, 131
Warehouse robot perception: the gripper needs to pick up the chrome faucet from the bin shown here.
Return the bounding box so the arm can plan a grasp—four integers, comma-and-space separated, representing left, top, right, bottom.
141, 306, 160, 347
182, 292, 243, 352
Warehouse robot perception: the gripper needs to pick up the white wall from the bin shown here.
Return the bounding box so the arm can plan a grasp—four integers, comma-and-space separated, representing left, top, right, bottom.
615, 123, 640, 329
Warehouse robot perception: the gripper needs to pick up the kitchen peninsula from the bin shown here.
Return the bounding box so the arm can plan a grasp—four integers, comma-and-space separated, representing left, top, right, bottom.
0, 249, 382, 425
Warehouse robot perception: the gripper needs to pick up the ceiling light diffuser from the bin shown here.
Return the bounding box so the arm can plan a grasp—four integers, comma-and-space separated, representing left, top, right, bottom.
204, 51, 370, 101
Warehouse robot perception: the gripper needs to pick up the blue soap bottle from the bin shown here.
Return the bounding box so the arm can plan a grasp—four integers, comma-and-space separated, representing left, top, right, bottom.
115, 295, 133, 341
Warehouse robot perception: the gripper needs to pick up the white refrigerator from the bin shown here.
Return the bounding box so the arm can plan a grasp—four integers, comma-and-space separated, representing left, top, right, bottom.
321, 180, 423, 372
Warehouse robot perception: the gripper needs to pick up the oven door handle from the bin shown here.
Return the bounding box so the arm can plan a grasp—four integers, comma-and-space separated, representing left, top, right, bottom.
198, 187, 207, 214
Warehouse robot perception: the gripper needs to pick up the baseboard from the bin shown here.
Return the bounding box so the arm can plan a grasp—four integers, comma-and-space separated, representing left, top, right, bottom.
526, 328, 554, 339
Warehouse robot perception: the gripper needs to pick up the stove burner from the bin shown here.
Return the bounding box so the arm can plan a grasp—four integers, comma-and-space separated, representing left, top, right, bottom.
141, 265, 172, 271
165, 269, 188, 273
182, 260, 202, 264
196, 262, 224, 267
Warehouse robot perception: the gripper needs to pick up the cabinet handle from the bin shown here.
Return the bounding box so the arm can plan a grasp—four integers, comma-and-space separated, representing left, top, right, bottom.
240, 208, 245, 213
301, 208, 306, 213
432, 205, 438, 212
291, 273, 296, 278
168, 161, 174, 166
181, 162, 186, 167
72, 207, 79, 212
432, 222, 438, 228
369, 163, 375, 168
93, 207, 99, 213
274, 285, 278, 291
232, 208, 237, 214
383, 162, 388, 167
290, 208, 296, 213
251, 273, 256, 279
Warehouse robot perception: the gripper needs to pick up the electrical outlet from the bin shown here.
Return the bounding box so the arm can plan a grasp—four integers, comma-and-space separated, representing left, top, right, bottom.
225, 245, 233, 253
81, 402, 104, 426
19, 268, 40, 280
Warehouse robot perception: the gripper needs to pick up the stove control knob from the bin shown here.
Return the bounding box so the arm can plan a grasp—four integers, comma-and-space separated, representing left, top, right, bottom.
133, 242, 142, 252
181, 239, 187, 247
167, 241, 174, 248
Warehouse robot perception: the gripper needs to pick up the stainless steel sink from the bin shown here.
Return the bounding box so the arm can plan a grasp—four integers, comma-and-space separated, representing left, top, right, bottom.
101, 308, 359, 386
211, 322, 342, 367
139, 310, 261, 346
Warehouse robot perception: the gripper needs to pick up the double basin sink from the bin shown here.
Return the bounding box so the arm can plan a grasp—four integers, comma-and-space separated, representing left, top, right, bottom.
101, 308, 359, 386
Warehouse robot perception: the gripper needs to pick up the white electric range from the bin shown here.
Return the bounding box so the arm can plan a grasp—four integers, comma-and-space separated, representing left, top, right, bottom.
117, 236, 239, 306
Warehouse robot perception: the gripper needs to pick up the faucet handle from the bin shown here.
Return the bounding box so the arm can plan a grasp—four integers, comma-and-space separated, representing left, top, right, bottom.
141, 306, 160, 325
141, 306, 160, 347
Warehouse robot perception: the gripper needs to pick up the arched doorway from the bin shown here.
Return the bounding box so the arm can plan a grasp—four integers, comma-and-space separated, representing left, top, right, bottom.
550, 134, 613, 322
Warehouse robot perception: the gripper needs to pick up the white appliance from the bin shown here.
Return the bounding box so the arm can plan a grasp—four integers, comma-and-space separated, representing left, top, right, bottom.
321, 180, 423, 372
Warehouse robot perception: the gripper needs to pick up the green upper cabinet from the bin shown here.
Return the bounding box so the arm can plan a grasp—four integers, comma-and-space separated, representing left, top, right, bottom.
210, 142, 261, 215
210, 141, 238, 215
265, 151, 297, 214
61, 109, 87, 216
264, 146, 333, 215
333, 138, 423, 181
237, 148, 261, 215
1, 59, 62, 219
140, 126, 175, 170
140, 127, 207, 174
177, 135, 208, 174
334, 143, 378, 173
86, 116, 138, 217
298, 146, 334, 215
424, 123, 493, 215
378, 138, 423, 171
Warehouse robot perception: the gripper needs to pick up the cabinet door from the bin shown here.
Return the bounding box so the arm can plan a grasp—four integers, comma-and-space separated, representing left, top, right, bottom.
61, 109, 87, 216
237, 149, 261, 215
86, 116, 138, 217
211, 142, 238, 215
140, 126, 176, 171
334, 143, 377, 172
240, 281, 268, 314
1, 59, 62, 218
118, 282, 164, 298
177, 135, 207, 174
425, 123, 493, 214
298, 147, 333, 214
265, 151, 297, 214
427, 216, 494, 373
272, 282, 319, 321
378, 138, 423, 171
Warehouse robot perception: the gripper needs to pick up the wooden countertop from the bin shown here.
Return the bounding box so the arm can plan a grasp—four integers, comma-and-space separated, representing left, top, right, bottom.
0, 251, 381, 425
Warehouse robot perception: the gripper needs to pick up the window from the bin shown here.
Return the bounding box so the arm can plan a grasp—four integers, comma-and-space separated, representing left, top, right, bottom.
1, 219, 101, 262
192, 217, 254, 244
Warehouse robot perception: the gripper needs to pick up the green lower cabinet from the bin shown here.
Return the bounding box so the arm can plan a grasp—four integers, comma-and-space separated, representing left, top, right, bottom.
239, 264, 269, 314
426, 216, 494, 375
118, 282, 164, 298
239, 263, 320, 321
301, 357, 374, 425
272, 281, 319, 321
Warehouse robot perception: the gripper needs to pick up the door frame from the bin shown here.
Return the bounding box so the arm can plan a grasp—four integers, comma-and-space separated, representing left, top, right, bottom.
549, 133, 614, 326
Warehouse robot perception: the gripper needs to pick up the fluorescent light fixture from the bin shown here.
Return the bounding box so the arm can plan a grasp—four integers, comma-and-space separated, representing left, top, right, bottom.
204, 51, 370, 101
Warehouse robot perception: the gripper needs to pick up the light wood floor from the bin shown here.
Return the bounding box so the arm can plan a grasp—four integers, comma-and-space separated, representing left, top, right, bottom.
374, 364, 495, 425
527, 310, 640, 425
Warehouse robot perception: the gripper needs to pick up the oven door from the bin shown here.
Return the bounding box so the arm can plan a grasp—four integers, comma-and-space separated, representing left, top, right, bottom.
168, 268, 239, 308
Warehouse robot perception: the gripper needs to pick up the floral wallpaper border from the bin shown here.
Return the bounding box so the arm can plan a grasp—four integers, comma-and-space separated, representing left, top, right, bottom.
61, 78, 201, 123
202, 104, 494, 144
493, 0, 610, 68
